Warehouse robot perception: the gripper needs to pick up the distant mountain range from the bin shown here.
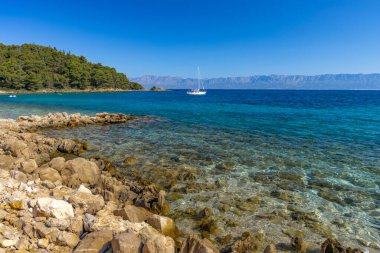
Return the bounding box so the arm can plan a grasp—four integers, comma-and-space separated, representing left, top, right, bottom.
131, 74, 380, 90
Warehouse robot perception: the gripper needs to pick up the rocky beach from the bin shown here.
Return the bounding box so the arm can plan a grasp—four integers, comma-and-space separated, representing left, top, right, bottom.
0, 111, 370, 253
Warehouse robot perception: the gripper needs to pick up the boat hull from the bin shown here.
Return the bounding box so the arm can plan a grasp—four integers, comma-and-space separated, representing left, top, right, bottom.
187, 91, 206, 95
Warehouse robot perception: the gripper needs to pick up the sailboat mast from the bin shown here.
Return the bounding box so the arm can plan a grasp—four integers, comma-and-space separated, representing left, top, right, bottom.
197, 66, 201, 90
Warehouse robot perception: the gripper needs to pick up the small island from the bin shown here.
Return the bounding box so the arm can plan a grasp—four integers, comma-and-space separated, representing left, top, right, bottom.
0, 43, 144, 93
150, 86, 167, 91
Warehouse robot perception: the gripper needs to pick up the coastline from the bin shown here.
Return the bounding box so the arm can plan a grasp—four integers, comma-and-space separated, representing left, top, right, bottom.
0, 88, 148, 95
0, 112, 368, 252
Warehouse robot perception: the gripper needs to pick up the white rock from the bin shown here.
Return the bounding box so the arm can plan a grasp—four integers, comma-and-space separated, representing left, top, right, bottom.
0, 238, 18, 247
34, 197, 74, 220
37, 238, 49, 248
76, 184, 92, 194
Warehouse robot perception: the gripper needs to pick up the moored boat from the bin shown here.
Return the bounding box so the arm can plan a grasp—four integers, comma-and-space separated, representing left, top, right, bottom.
187, 67, 206, 95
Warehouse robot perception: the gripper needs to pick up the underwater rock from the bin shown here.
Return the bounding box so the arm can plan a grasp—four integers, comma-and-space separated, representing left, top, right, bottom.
229, 232, 261, 253
124, 156, 137, 166
180, 235, 218, 253
291, 237, 307, 253
320, 238, 345, 253
264, 244, 277, 253
215, 162, 235, 171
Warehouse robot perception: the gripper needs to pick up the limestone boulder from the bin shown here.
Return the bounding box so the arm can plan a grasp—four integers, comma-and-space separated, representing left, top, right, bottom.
10, 170, 27, 182
0, 155, 16, 171
69, 216, 84, 235
68, 191, 105, 214
49, 157, 66, 172
57, 139, 84, 155
33, 197, 74, 220
76, 184, 92, 194
74, 230, 113, 253
46, 218, 70, 230
63, 158, 100, 187
112, 232, 142, 253
113, 205, 153, 223
1, 138, 29, 158
84, 213, 129, 233
20, 159, 38, 173
56, 231, 80, 248
142, 235, 175, 253
146, 214, 177, 237
38, 167, 62, 182
180, 235, 218, 253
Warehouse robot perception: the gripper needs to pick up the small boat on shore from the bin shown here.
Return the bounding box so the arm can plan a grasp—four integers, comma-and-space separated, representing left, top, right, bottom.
187, 67, 206, 95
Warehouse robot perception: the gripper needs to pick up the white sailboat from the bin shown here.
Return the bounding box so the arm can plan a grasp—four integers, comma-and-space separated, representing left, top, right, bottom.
187, 67, 206, 95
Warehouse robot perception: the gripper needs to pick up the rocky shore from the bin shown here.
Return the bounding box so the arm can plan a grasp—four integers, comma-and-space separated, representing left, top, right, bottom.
0, 112, 367, 252
0, 88, 145, 95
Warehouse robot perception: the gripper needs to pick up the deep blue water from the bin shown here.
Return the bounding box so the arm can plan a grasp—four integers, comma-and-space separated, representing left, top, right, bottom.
1, 90, 380, 248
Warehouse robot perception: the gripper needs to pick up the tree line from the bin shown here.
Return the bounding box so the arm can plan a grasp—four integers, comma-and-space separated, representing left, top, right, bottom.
0, 43, 143, 91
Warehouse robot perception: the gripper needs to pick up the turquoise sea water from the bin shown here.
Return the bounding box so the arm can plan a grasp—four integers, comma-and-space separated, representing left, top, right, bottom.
1, 90, 379, 249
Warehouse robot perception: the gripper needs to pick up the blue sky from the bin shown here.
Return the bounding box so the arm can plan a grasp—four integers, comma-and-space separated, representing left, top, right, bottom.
1, 0, 380, 78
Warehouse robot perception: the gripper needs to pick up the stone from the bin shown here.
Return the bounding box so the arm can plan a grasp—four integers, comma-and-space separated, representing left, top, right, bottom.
68, 192, 105, 214
57, 231, 80, 248
23, 223, 34, 239
74, 230, 113, 252
37, 238, 49, 248
157, 190, 170, 215
20, 159, 38, 173
142, 235, 175, 253
8, 199, 27, 210
76, 184, 92, 194
180, 235, 218, 253
46, 218, 70, 230
10, 170, 27, 182
291, 237, 307, 253
2, 139, 28, 157
230, 233, 260, 253
124, 156, 137, 166
111, 232, 142, 253
83, 213, 130, 233
0, 155, 16, 171
15, 236, 29, 251
114, 205, 153, 223
69, 216, 84, 235
264, 244, 277, 253
33, 197, 74, 220
321, 238, 345, 253
0, 238, 19, 247
34, 222, 60, 242
38, 167, 62, 182
84, 214, 96, 232
49, 157, 66, 172
63, 158, 100, 187
146, 214, 177, 237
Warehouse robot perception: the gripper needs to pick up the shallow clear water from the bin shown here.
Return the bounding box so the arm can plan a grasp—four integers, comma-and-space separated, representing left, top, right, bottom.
1, 90, 379, 249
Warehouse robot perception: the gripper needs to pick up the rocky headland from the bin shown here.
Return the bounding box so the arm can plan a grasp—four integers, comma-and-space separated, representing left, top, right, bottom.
0, 112, 367, 252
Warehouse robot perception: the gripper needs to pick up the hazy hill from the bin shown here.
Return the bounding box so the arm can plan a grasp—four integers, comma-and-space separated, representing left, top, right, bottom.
0, 43, 143, 91
131, 74, 380, 90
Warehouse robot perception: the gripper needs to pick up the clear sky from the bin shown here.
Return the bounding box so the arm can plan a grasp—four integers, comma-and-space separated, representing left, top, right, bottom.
1, 0, 380, 78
